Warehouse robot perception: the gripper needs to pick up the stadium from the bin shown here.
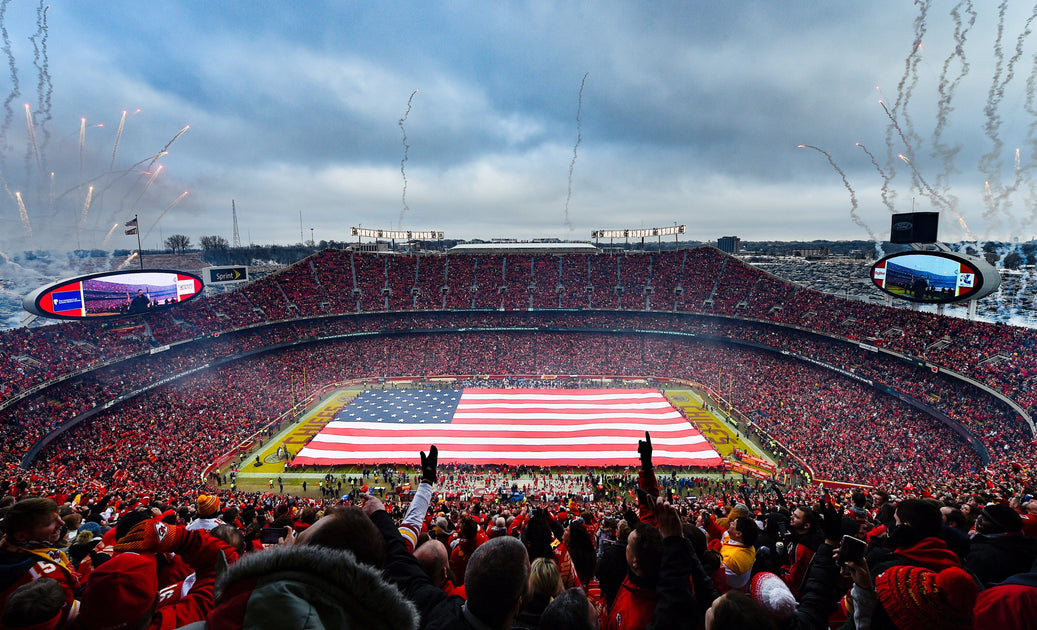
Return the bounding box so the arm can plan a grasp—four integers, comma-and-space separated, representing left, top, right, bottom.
2, 243, 1033, 489
5, 2, 1037, 626
3, 242, 1037, 627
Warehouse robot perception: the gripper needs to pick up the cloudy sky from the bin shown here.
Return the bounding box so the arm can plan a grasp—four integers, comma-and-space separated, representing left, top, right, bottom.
0, 0, 1035, 253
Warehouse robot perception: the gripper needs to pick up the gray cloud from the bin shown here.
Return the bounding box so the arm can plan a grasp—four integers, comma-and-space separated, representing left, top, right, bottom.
1, 1, 1037, 252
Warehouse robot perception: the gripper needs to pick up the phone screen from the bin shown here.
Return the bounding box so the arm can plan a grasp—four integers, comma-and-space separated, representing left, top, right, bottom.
839, 535, 867, 566
260, 527, 285, 544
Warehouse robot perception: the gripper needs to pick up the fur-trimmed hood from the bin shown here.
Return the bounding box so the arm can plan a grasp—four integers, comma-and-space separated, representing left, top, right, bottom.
208, 544, 419, 630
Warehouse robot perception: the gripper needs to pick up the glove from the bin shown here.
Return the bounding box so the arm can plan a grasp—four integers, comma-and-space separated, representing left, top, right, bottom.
819, 500, 842, 543
623, 508, 640, 531
420, 445, 438, 484
114, 518, 187, 554
638, 432, 653, 469
771, 484, 787, 508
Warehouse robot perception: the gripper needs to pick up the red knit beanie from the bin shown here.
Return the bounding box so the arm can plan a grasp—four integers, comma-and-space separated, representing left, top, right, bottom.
875, 565, 977, 630
77, 553, 158, 630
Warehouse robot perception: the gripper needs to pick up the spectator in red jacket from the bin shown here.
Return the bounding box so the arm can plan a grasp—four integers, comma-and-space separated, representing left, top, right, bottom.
449, 516, 482, 585
0, 498, 79, 628
602, 521, 664, 630
75, 517, 238, 630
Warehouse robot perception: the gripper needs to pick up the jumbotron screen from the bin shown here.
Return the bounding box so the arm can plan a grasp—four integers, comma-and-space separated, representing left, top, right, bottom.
23, 270, 204, 320
870, 251, 1000, 304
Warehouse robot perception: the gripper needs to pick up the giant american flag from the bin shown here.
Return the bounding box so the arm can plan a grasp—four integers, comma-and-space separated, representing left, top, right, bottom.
292, 388, 721, 467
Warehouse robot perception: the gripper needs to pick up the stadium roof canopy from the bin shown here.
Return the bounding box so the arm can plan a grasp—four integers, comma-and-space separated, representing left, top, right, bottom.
446, 242, 601, 255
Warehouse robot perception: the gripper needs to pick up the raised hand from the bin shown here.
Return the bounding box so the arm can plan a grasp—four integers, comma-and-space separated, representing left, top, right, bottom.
638, 432, 653, 469
420, 445, 439, 484
819, 500, 843, 544
114, 518, 186, 554
654, 497, 684, 539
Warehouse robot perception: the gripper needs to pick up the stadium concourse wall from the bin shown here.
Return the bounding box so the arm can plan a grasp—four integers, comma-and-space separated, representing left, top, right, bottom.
17, 314, 998, 479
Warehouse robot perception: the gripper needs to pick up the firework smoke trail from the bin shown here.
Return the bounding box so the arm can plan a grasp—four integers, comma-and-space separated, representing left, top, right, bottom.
797, 144, 877, 242
932, 1, 975, 194
0, 0, 19, 158
856, 142, 895, 214
78, 117, 86, 182
563, 72, 589, 232
898, 153, 945, 207
897, 153, 976, 240
146, 125, 189, 171
979, 1, 1036, 234
132, 164, 163, 206
1009, 11, 1037, 237
886, 0, 930, 165
78, 185, 93, 229
992, 12, 1037, 221
93, 151, 169, 225
23, 105, 41, 178
14, 191, 30, 237
30, 1, 51, 154
100, 222, 119, 248
398, 89, 417, 229
957, 216, 974, 240
879, 100, 915, 167
115, 251, 138, 270
111, 110, 127, 170
879, 99, 921, 205
142, 191, 188, 242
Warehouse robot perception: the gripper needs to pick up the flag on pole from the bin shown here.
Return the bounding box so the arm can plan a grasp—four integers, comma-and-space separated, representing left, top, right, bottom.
125, 227, 138, 235
293, 388, 721, 467
125, 217, 138, 235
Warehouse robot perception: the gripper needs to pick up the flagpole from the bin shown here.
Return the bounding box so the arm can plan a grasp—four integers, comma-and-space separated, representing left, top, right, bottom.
135, 213, 143, 270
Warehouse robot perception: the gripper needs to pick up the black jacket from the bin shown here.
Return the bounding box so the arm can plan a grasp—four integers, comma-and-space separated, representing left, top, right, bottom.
782, 542, 840, 630
372, 509, 532, 630
646, 536, 719, 630
966, 532, 1037, 587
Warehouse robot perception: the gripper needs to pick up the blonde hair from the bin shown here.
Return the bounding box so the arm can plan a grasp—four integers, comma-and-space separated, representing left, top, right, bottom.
528, 557, 564, 599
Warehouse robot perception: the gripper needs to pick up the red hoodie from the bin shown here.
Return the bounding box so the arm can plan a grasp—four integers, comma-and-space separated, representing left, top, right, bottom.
891, 536, 961, 572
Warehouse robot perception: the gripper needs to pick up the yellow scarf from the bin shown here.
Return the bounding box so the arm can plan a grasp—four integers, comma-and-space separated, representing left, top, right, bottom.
0, 536, 77, 578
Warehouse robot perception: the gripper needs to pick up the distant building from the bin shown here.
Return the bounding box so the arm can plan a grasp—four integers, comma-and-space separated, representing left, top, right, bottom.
717, 236, 740, 254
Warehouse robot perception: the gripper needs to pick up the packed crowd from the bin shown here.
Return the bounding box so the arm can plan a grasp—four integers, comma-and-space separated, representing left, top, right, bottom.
0, 326, 1018, 507
2, 434, 1035, 629
0, 249, 1034, 626
4, 246, 1037, 418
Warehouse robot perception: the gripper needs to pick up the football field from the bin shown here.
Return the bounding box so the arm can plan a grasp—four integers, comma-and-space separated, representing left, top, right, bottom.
233, 387, 764, 495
